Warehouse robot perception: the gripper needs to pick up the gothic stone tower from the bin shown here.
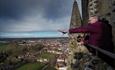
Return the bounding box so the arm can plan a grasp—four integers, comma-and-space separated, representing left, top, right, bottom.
68, 1, 90, 69
70, 0, 82, 28
69, 0, 82, 51
69, 0, 82, 67
69, 0, 89, 53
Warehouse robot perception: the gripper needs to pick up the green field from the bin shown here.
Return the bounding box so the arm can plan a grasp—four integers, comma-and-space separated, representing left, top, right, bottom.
16, 62, 45, 70
0, 43, 8, 52
0, 43, 56, 70
40, 52, 55, 60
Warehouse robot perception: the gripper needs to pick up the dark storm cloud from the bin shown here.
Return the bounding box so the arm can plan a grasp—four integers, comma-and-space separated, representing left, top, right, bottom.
43, 0, 72, 19
0, 0, 49, 19
0, 0, 72, 20
0, 0, 82, 33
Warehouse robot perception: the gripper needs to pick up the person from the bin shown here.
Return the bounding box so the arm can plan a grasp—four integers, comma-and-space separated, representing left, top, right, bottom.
100, 18, 114, 53
59, 15, 114, 67
99, 18, 114, 67
69, 16, 103, 48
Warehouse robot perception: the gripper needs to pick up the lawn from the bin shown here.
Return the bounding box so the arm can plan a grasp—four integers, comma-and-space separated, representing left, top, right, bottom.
16, 62, 45, 70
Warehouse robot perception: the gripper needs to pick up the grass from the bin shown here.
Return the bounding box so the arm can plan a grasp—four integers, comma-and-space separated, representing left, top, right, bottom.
40, 52, 55, 60
16, 62, 45, 70
0, 43, 56, 70
0, 43, 9, 52
44, 66, 56, 70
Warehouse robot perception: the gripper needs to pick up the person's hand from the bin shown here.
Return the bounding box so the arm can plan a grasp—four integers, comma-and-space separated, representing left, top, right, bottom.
58, 29, 68, 34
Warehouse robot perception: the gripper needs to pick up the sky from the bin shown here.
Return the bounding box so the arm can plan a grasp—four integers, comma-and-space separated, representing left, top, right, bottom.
0, 0, 81, 38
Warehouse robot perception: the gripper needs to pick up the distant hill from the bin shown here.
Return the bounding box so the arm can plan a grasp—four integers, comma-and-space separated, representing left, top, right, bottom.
0, 37, 69, 41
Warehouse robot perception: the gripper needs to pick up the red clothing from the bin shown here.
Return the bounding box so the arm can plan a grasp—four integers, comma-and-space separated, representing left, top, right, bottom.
69, 21, 103, 47
69, 21, 115, 67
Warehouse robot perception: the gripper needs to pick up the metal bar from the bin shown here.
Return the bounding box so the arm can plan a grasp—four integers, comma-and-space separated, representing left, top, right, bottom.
88, 44, 115, 59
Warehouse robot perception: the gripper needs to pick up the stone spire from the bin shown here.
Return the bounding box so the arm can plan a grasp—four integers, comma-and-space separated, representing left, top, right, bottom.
68, 0, 88, 67
70, 0, 82, 28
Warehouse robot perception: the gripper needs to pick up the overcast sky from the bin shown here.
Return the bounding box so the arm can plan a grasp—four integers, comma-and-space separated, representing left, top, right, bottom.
0, 0, 81, 38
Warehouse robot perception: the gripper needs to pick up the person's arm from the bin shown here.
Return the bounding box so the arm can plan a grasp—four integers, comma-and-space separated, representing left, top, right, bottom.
69, 26, 89, 33
69, 23, 101, 33
58, 23, 100, 34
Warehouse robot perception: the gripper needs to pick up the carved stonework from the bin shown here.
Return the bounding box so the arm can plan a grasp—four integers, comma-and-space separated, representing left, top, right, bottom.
68, 0, 89, 67
68, 0, 115, 69
70, 0, 82, 28
69, 0, 89, 55
69, 0, 82, 50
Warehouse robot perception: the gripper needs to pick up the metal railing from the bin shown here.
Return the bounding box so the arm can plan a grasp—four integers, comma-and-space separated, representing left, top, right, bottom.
87, 44, 115, 59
